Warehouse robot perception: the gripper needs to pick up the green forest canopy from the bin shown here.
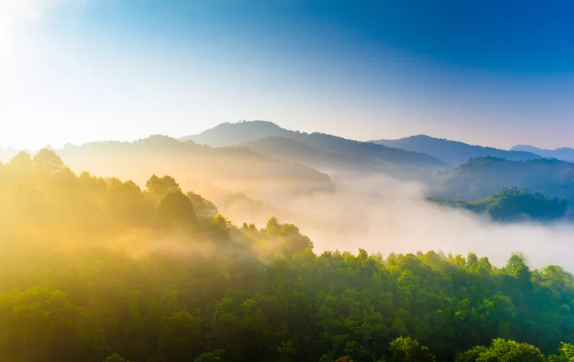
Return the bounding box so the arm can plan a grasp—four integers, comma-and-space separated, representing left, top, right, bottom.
429, 187, 569, 221
0, 150, 574, 362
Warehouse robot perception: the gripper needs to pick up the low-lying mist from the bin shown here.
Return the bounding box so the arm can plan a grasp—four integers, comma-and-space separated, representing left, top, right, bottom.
218, 173, 574, 271
15, 142, 574, 272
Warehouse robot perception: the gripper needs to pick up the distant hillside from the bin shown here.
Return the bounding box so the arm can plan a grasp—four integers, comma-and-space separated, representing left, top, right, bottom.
430, 187, 569, 221
58, 135, 332, 201
433, 157, 574, 202
372, 135, 541, 166
242, 136, 345, 165
512, 145, 574, 162
182, 121, 290, 147
182, 121, 446, 175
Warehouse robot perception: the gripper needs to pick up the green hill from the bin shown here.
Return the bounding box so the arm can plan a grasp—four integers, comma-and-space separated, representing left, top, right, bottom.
430, 188, 569, 221
433, 157, 574, 202
56, 135, 332, 199
1, 152, 574, 361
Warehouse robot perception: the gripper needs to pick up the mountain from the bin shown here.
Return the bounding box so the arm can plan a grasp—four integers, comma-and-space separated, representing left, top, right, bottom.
429, 187, 569, 221
371, 135, 542, 166
182, 121, 290, 147
511, 145, 574, 162
433, 157, 574, 202
182, 121, 446, 176
58, 135, 332, 201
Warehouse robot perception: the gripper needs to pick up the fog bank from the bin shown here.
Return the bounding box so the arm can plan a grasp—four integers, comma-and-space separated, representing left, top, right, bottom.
223, 174, 574, 272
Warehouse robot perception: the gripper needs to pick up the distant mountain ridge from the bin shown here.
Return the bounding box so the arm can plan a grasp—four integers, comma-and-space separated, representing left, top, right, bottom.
511, 145, 574, 162
371, 135, 542, 166
57, 135, 333, 200
182, 121, 446, 173
433, 157, 574, 202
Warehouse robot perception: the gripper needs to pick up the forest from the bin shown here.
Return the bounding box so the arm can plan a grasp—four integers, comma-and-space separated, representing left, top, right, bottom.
1, 149, 574, 362
429, 187, 569, 221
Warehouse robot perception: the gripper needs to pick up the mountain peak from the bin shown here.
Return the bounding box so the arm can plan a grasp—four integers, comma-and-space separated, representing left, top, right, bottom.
181, 120, 289, 147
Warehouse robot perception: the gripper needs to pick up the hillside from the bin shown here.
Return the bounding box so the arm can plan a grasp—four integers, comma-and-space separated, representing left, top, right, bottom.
430, 188, 569, 221
183, 121, 446, 172
1, 151, 574, 361
433, 157, 574, 202
512, 144, 574, 162
372, 135, 541, 166
56, 135, 332, 201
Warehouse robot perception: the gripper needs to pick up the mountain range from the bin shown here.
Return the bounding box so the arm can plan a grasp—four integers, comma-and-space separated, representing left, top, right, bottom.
57, 135, 332, 201
371, 135, 542, 166
182, 121, 446, 181
511, 145, 574, 162
8, 121, 574, 208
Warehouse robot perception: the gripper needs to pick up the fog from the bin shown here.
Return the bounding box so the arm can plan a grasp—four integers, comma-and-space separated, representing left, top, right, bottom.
21, 142, 574, 272
218, 173, 574, 272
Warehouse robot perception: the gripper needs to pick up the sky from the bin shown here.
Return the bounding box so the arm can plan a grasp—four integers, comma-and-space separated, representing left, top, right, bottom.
3, 0, 574, 150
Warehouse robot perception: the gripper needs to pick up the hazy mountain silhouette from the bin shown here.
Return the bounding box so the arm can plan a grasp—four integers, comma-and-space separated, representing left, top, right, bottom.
433, 157, 574, 202
511, 145, 574, 162
372, 135, 542, 166
183, 121, 446, 172
58, 135, 332, 200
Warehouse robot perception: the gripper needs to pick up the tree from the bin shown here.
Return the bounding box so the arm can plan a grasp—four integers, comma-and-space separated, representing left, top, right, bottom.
7, 151, 33, 175
145, 175, 181, 203
104, 180, 153, 225
187, 191, 219, 217
458, 339, 545, 362
159, 190, 196, 223
456, 346, 489, 362
194, 349, 226, 362
547, 343, 574, 362
103, 353, 130, 362
388, 337, 435, 362
0, 287, 93, 362
33, 149, 64, 172
154, 311, 203, 362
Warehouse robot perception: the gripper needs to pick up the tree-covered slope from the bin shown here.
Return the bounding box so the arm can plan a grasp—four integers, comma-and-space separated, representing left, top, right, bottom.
433, 157, 574, 202
0, 151, 574, 361
430, 188, 569, 221
56, 134, 332, 199
372, 135, 541, 166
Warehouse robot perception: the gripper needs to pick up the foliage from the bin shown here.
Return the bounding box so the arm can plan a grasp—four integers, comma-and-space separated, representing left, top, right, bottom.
455, 338, 545, 362
430, 187, 569, 221
0, 150, 573, 361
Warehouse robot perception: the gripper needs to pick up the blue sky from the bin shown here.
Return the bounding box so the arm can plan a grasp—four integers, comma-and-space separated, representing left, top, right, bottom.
2, 0, 574, 149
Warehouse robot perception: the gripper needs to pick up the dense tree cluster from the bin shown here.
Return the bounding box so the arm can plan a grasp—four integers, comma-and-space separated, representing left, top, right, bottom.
0, 150, 573, 362
430, 187, 569, 221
